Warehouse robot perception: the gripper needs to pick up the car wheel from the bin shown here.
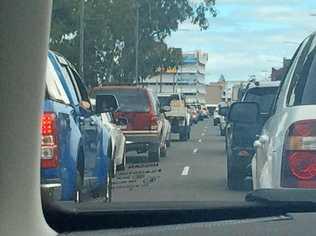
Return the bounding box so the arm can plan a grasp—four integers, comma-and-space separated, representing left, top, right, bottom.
75, 170, 83, 203
75, 150, 84, 203
117, 153, 126, 171
166, 139, 171, 147
220, 127, 225, 136
111, 159, 116, 177
105, 158, 113, 202
227, 153, 242, 190
180, 127, 189, 141
187, 128, 191, 140
148, 143, 160, 162
160, 143, 167, 157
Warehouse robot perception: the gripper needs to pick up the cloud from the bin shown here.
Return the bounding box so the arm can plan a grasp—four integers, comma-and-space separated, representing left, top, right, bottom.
166, 0, 316, 82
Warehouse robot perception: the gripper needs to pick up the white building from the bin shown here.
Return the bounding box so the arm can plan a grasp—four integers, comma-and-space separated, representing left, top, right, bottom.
144, 50, 208, 104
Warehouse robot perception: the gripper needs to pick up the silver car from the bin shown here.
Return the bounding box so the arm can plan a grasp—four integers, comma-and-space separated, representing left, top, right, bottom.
253, 32, 316, 190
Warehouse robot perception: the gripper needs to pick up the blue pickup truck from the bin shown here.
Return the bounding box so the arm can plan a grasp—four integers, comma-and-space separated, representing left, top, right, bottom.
41, 51, 116, 202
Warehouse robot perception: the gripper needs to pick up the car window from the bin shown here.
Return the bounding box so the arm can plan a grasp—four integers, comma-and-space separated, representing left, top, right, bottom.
40, 0, 316, 224
46, 59, 70, 104
99, 89, 149, 112
244, 87, 279, 113
59, 65, 80, 106
287, 37, 316, 106
287, 36, 315, 106
68, 67, 90, 103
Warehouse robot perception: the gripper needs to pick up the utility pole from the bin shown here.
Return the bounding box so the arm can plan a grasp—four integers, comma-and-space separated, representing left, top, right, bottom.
159, 65, 163, 93
135, 0, 139, 86
79, 0, 85, 77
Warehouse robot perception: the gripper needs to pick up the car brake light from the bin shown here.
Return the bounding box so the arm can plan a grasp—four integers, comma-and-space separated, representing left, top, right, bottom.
41, 112, 59, 168
149, 112, 158, 130
282, 120, 316, 187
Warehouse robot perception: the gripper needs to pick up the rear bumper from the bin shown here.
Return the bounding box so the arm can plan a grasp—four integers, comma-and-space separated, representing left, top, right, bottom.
124, 130, 160, 151
41, 179, 62, 201
167, 117, 187, 133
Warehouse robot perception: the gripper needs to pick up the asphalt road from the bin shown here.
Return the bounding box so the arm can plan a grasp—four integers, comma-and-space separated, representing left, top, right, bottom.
112, 119, 246, 202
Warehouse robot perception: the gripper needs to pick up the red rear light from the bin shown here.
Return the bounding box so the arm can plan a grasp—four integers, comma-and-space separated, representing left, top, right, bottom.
282, 120, 316, 187
41, 112, 59, 168
149, 112, 158, 130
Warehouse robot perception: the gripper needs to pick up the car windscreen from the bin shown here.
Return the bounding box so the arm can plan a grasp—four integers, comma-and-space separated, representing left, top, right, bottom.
244, 87, 278, 113
98, 89, 149, 112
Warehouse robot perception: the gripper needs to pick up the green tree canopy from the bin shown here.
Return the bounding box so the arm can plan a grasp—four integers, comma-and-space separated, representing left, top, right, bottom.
50, 0, 216, 88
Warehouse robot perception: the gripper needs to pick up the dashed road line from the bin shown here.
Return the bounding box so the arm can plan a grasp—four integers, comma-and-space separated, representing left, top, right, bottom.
201, 133, 205, 136
198, 139, 202, 143
181, 166, 190, 176
193, 148, 199, 154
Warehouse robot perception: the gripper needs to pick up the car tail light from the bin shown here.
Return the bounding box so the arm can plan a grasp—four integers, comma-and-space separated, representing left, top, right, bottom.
149, 112, 158, 130
282, 120, 316, 187
41, 112, 59, 168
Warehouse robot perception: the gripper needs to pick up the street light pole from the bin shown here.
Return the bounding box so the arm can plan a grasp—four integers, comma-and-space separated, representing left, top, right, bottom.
79, 0, 85, 77
135, 1, 139, 86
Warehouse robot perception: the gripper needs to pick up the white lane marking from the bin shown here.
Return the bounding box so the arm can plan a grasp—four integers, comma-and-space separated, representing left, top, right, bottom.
181, 166, 190, 176
193, 148, 199, 154
198, 139, 202, 143
201, 133, 205, 136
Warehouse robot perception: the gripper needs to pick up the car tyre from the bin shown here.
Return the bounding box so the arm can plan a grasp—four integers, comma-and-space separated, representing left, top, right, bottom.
220, 127, 226, 136
117, 152, 126, 171
160, 143, 167, 157
227, 153, 243, 190
105, 158, 113, 202
166, 139, 171, 147
180, 126, 189, 141
148, 143, 160, 162
75, 170, 83, 203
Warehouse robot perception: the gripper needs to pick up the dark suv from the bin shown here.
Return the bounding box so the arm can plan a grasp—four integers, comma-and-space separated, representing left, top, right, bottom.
94, 87, 168, 162
225, 81, 280, 190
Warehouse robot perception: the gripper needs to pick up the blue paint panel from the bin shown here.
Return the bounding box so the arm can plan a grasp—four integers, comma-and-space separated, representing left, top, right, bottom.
41, 51, 111, 201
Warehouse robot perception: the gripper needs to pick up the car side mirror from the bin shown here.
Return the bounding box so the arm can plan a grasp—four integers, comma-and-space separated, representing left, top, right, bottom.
160, 106, 171, 113
95, 94, 119, 114
218, 106, 229, 117
228, 102, 259, 124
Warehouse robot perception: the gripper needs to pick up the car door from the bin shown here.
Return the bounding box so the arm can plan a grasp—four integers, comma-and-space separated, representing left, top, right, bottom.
254, 37, 313, 188
57, 56, 104, 191
153, 95, 166, 145
67, 66, 104, 188
107, 113, 125, 164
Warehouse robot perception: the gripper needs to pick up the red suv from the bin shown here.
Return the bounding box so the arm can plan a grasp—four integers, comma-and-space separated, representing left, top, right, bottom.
94, 87, 167, 162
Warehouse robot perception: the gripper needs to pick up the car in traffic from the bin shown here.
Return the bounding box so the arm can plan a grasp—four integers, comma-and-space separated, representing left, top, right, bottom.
225, 81, 280, 190
200, 105, 209, 119
251, 32, 316, 190
213, 106, 221, 126
94, 87, 170, 162
217, 102, 229, 136
206, 104, 217, 116
158, 93, 191, 141
41, 51, 115, 202
90, 98, 127, 176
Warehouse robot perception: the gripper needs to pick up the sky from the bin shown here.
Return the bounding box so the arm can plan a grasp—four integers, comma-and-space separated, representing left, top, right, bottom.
166, 0, 316, 82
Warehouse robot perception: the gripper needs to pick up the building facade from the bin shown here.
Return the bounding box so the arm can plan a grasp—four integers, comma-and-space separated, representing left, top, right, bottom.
144, 50, 208, 104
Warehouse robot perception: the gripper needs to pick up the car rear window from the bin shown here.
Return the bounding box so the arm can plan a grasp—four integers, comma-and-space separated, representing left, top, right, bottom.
287, 42, 316, 106
244, 87, 278, 113
158, 94, 179, 107
99, 89, 150, 112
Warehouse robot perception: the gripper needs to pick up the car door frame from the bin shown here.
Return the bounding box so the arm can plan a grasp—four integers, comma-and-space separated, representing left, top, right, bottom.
254, 36, 313, 188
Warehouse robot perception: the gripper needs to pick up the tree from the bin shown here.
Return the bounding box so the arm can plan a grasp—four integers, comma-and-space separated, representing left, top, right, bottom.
50, 0, 217, 87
